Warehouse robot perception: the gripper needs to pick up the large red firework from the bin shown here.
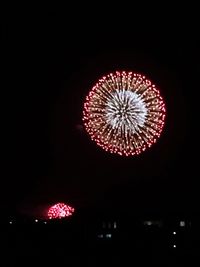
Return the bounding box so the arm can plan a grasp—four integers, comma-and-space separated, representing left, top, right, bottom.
83, 71, 166, 156
48, 203, 75, 219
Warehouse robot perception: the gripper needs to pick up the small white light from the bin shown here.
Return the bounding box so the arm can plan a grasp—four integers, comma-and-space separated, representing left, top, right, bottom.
44, 221, 47, 224
106, 233, 112, 238
9, 221, 12, 224
114, 222, 117, 229
173, 244, 176, 248
173, 231, 176, 235
180, 221, 185, 227
97, 234, 103, 238
35, 219, 38, 222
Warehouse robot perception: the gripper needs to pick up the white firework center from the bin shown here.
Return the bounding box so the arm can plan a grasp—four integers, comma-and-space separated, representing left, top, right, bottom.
105, 89, 148, 134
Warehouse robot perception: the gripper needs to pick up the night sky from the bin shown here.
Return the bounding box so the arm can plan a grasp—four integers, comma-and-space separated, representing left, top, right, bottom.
2, 10, 199, 219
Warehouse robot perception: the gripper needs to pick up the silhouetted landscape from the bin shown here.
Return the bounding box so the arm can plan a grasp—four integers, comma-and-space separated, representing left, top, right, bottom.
2, 211, 200, 266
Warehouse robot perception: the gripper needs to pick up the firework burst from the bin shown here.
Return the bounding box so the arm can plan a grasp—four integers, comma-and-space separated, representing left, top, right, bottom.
48, 203, 75, 219
83, 71, 166, 156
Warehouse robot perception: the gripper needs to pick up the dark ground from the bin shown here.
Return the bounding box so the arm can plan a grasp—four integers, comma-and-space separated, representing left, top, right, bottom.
2, 215, 199, 266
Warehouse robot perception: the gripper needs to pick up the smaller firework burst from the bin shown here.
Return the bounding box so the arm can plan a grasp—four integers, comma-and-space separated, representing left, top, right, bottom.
48, 203, 75, 219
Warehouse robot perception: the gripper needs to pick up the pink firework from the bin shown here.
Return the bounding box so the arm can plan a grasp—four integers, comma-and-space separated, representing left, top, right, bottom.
48, 203, 75, 219
83, 71, 166, 156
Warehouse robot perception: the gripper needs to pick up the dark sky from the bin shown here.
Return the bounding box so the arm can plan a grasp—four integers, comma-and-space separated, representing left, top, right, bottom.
2, 10, 199, 218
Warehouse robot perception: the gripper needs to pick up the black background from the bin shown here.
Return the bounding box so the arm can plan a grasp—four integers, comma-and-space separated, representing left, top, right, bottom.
2, 8, 199, 219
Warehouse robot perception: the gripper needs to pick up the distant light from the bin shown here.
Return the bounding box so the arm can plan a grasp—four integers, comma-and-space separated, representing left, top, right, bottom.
173, 244, 176, 248
144, 221, 152, 226
97, 234, 103, 238
106, 233, 112, 238
35, 219, 38, 222
9, 221, 12, 224
173, 231, 176, 235
44, 221, 47, 224
114, 221, 117, 229
180, 221, 185, 227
